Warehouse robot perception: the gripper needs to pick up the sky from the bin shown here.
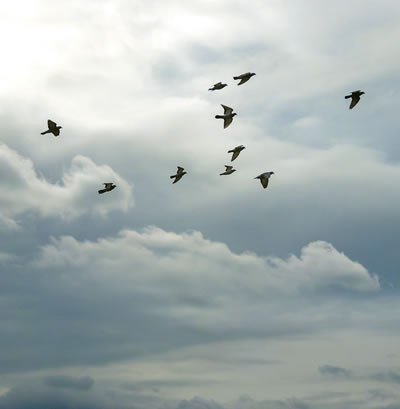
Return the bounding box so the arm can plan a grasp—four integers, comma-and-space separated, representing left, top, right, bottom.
0, 0, 400, 408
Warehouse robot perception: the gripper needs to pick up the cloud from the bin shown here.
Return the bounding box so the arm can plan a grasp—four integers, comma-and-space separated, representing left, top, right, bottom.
43, 375, 94, 390
292, 116, 322, 128
0, 144, 133, 222
318, 365, 352, 378
370, 370, 400, 384
35, 227, 379, 302
178, 397, 225, 409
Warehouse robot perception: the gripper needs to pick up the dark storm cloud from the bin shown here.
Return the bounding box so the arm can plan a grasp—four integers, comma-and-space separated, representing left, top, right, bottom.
318, 365, 352, 378
43, 375, 94, 390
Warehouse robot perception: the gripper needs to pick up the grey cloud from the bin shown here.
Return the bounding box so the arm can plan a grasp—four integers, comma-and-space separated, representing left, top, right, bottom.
318, 365, 352, 378
370, 370, 400, 384
178, 397, 225, 409
43, 375, 94, 390
0, 225, 385, 377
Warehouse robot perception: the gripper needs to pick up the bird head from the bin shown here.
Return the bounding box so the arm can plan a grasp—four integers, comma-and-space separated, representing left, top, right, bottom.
232, 113, 237, 117
360, 91, 365, 95
270, 172, 275, 175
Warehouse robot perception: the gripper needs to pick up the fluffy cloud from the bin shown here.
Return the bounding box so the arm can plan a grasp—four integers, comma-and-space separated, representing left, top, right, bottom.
0, 144, 133, 225
35, 227, 379, 303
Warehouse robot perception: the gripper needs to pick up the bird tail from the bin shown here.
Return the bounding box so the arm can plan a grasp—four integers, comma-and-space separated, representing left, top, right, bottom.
98, 189, 107, 194
41, 130, 50, 135
345, 95, 351, 99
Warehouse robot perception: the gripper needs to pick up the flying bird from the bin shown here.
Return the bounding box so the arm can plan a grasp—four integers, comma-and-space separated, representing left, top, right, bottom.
345, 90, 365, 109
228, 145, 246, 161
209, 82, 227, 91
233, 72, 256, 85
41, 119, 62, 136
254, 172, 274, 189
98, 183, 117, 194
215, 104, 237, 129
220, 165, 236, 176
170, 166, 187, 184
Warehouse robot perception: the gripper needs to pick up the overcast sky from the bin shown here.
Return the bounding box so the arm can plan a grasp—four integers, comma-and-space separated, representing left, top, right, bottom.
1, 1, 400, 408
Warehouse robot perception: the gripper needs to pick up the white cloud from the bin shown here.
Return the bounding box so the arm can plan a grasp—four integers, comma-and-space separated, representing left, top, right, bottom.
35, 226, 379, 332
0, 144, 133, 222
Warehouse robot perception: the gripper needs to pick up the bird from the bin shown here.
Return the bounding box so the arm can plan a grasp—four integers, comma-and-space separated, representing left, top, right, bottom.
215, 104, 237, 129
41, 119, 62, 136
345, 90, 365, 109
220, 165, 236, 176
170, 166, 187, 184
254, 172, 274, 189
98, 183, 116, 194
209, 82, 227, 91
228, 145, 246, 161
233, 72, 256, 85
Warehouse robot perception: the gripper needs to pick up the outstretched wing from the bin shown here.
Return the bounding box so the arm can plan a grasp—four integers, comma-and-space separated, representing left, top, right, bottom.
238, 76, 250, 85
173, 174, 183, 184
221, 104, 233, 115
260, 177, 269, 189
53, 127, 60, 136
104, 183, 113, 189
349, 95, 360, 109
48, 119, 57, 129
224, 116, 233, 129
225, 165, 233, 171
177, 166, 184, 174
231, 150, 240, 161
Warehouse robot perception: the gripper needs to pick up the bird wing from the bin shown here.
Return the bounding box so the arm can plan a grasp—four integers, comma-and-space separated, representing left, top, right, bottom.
173, 174, 183, 184
177, 166, 184, 174
48, 119, 57, 130
260, 177, 269, 189
214, 82, 222, 87
53, 127, 60, 136
225, 165, 233, 171
221, 104, 233, 115
349, 95, 360, 109
224, 116, 233, 129
104, 183, 113, 189
238, 77, 250, 85
231, 150, 240, 161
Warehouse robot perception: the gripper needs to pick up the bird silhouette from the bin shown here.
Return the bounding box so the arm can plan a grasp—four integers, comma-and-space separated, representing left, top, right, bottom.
220, 165, 236, 176
170, 166, 187, 184
209, 82, 227, 91
228, 145, 246, 161
233, 72, 256, 85
215, 104, 237, 129
41, 119, 62, 136
345, 90, 365, 109
254, 172, 274, 189
98, 183, 116, 194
